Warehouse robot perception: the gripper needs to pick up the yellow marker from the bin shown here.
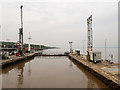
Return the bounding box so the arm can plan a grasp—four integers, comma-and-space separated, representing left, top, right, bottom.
17, 43, 20, 45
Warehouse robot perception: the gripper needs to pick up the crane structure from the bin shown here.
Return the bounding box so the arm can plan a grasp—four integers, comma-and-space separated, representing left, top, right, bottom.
18, 5, 24, 56
69, 42, 73, 53
87, 15, 93, 54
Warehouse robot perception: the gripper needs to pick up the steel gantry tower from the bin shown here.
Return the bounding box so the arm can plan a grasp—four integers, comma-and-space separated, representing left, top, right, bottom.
87, 15, 93, 54
69, 42, 73, 53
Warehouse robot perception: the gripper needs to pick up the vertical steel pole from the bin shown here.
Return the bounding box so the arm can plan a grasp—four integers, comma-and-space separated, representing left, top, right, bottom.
20, 5, 23, 29
20, 5, 23, 55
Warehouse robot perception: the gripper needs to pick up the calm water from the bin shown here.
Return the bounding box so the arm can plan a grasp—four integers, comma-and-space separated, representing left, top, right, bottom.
1, 55, 108, 88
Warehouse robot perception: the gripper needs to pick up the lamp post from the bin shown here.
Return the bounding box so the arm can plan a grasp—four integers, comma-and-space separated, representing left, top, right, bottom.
82, 40, 85, 55
28, 32, 32, 53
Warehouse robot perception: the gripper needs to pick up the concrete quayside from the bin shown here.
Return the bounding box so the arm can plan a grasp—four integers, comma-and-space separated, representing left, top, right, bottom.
68, 53, 120, 89
0, 53, 35, 67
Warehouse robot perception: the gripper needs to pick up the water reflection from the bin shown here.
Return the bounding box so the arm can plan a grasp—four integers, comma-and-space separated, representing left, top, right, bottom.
28, 61, 31, 81
1, 58, 34, 88
17, 63, 24, 87
69, 61, 73, 67
2, 58, 33, 74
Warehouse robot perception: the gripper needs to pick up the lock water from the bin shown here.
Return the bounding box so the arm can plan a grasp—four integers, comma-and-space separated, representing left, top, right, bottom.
1, 56, 108, 88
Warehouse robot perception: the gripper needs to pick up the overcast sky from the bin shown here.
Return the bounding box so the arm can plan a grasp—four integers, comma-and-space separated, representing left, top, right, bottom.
0, 0, 119, 51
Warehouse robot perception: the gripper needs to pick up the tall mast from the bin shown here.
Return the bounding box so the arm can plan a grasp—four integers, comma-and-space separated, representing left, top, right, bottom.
20, 5, 23, 29
19, 5, 24, 56
20, 5, 23, 52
